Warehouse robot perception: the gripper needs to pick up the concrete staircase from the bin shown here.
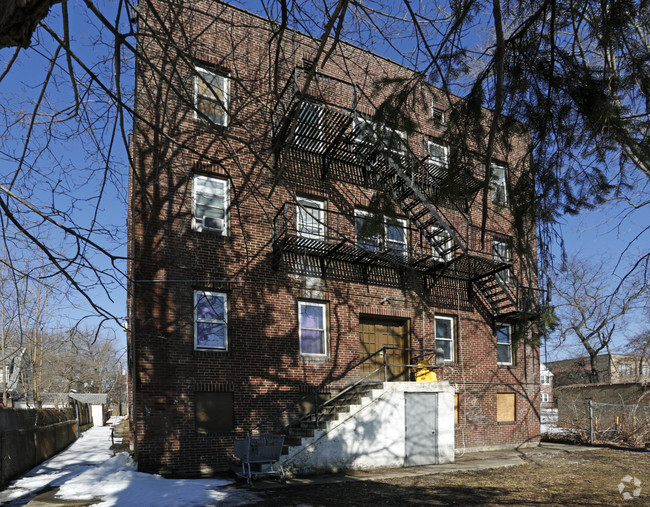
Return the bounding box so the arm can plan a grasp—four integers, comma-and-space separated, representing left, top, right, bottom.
279, 382, 386, 472
278, 381, 455, 474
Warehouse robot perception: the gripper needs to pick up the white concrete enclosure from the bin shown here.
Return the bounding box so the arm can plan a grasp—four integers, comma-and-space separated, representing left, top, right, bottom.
281, 381, 455, 473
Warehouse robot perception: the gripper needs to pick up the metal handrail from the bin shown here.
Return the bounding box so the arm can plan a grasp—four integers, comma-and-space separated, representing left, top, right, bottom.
248, 345, 442, 437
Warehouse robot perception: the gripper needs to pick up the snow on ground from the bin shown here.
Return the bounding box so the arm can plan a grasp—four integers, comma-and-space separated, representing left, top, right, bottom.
0, 417, 260, 506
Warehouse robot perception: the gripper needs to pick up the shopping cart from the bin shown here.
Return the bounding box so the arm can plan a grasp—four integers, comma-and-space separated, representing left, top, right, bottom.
233, 434, 286, 486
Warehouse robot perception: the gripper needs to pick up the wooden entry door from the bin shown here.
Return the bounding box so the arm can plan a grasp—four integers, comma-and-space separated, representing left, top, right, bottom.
359, 318, 409, 381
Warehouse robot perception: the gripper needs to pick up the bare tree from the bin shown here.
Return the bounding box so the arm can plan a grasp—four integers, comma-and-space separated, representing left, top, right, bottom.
551, 257, 648, 382
0, 0, 648, 393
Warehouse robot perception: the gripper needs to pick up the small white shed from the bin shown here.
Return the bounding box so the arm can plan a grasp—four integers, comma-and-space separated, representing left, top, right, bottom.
69, 393, 109, 426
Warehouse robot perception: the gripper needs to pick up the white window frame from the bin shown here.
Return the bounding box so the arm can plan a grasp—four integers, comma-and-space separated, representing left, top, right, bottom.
496, 322, 513, 365
298, 301, 328, 357
432, 226, 452, 262
427, 141, 448, 171
354, 209, 381, 253
540, 375, 551, 385
490, 164, 508, 206
353, 117, 405, 154
432, 106, 445, 126
434, 315, 455, 362
642, 364, 650, 377
355, 210, 407, 256
194, 290, 228, 351
194, 66, 229, 126
384, 217, 408, 257
296, 197, 325, 240
541, 393, 550, 403
619, 363, 632, 376
295, 101, 323, 150
493, 240, 512, 285
193, 174, 229, 234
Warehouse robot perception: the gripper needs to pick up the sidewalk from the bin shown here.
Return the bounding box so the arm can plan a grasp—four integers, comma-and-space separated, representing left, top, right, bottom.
1, 429, 597, 506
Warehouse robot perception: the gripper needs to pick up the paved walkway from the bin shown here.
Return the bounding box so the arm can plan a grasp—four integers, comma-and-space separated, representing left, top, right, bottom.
3, 434, 597, 505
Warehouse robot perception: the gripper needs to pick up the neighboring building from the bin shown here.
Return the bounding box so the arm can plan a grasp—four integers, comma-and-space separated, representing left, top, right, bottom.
68, 393, 109, 427
128, 1, 541, 476
540, 363, 554, 410
547, 354, 650, 387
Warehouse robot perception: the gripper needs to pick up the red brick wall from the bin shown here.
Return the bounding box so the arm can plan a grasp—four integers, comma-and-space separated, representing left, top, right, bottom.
129, 0, 540, 475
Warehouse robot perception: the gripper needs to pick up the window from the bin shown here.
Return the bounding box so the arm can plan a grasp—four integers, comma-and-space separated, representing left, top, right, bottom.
195, 392, 234, 433
193, 174, 228, 234
493, 240, 512, 285
496, 323, 512, 365
297, 197, 325, 240
299, 301, 328, 356
490, 164, 508, 205
432, 107, 445, 127
541, 375, 551, 385
194, 290, 228, 350
353, 117, 405, 154
619, 363, 632, 376
427, 141, 448, 173
642, 364, 650, 377
295, 101, 323, 150
431, 226, 452, 262
355, 210, 381, 253
384, 217, 408, 256
497, 393, 516, 422
355, 210, 407, 256
194, 66, 229, 126
435, 316, 454, 362
541, 393, 550, 403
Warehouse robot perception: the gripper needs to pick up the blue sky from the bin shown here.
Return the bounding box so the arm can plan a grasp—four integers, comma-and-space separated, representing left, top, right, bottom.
1, 0, 647, 359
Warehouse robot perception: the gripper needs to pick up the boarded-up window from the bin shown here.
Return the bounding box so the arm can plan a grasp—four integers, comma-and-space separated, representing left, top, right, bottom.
497, 393, 516, 422
195, 392, 234, 433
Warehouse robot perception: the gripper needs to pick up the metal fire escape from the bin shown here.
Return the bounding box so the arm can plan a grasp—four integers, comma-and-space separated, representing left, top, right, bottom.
271, 68, 531, 318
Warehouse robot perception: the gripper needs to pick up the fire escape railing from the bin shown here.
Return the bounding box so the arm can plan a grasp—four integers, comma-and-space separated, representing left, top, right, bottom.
272, 202, 518, 282
271, 68, 535, 318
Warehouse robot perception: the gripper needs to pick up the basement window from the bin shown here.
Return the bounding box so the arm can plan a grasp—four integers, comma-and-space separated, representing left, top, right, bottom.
195, 392, 234, 434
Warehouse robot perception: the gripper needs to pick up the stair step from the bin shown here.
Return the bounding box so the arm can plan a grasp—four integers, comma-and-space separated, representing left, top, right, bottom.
284, 436, 303, 446
287, 427, 315, 437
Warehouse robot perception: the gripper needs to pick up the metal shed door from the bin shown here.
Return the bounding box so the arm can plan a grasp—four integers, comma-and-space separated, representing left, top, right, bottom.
405, 392, 438, 466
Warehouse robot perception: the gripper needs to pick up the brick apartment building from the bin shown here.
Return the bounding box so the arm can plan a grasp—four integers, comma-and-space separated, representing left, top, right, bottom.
128, 1, 542, 476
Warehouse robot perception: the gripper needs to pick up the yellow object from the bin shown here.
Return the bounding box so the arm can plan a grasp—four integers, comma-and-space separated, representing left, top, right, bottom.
415, 360, 437, 382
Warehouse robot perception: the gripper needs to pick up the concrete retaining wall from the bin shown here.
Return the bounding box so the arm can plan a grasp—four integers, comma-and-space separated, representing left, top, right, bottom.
0, 408, 77, 487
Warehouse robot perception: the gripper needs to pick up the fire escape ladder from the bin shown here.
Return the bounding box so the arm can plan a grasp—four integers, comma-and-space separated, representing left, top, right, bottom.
372, 152, 469, 278
472, 268, 519, 318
